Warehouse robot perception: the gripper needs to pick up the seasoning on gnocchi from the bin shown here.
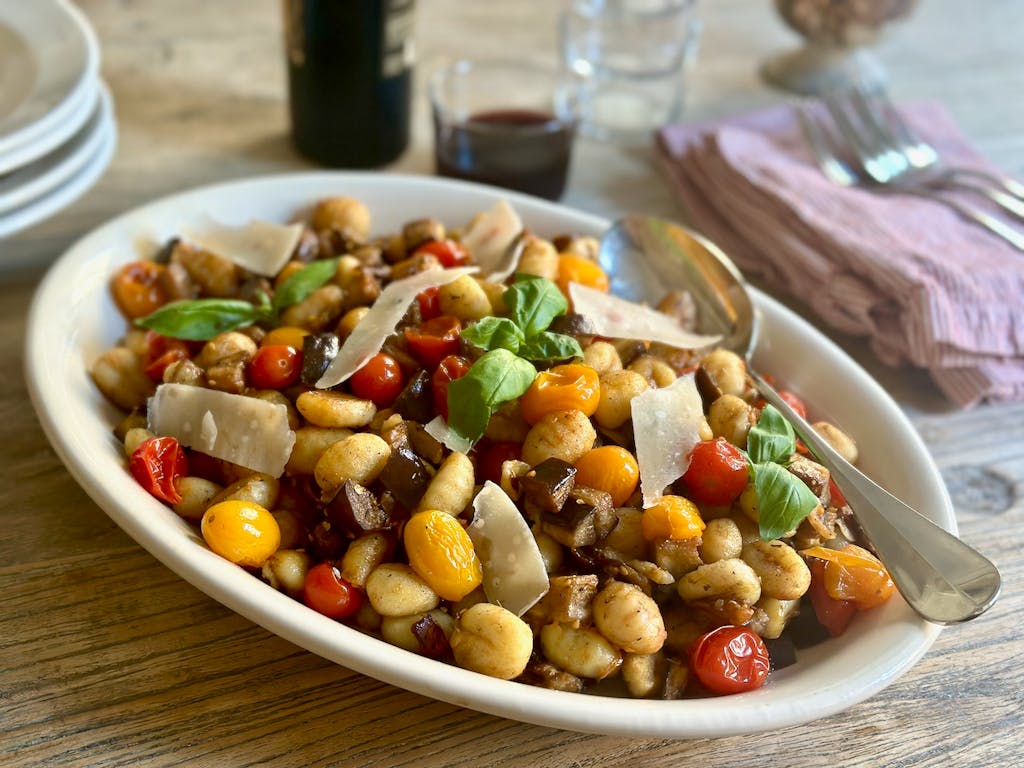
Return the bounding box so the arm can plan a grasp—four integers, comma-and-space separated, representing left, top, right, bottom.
91, 195, 893, 699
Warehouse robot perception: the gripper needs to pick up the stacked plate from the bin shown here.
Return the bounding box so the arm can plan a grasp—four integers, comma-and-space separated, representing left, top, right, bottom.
0, 0, 116, 239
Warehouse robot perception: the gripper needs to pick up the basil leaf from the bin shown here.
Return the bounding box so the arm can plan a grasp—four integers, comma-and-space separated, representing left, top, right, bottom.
505, 275, 568, 337
747, 404, 796, 465
461, 317, 525, 354
518, 331, 584, 363
753, 461, 819, 540
135, 298, 263, 341
447, 348, 537, 443
271, 258, 339, 311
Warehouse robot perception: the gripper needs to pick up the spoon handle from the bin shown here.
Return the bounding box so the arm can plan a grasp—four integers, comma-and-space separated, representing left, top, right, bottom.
750, 371, 1001, 625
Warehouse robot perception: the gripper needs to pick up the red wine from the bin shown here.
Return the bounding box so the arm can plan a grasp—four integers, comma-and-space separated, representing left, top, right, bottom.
284, 0, 414, 168
433, 108, 574, 200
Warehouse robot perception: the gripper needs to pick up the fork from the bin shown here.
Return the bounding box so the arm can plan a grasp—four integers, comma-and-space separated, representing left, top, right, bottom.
797, 104, 1024, 252
822, 84, 1024, 221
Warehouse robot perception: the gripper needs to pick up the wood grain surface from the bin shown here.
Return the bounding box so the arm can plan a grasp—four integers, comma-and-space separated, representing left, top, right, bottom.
2, 1, 1022, 766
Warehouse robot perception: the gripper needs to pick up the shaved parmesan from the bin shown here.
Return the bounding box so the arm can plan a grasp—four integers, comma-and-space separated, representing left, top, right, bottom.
460, 200, 523, 282
147, 383, 296, 477
469, 481, 550, 616
423, 415, 474, 455
184, 219, 304, 277
315, 266, 478, 389
569, 282, 721, 350
631, 373, 704, 508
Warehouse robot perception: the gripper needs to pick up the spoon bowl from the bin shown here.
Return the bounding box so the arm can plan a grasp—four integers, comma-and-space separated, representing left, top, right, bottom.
600, 214, 1001, 625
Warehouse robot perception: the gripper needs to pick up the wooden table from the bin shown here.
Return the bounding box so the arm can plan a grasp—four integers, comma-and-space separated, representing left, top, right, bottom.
3, 1, 1022, 765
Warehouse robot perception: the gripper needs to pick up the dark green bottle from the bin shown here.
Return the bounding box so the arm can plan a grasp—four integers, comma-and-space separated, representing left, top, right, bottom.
284, 0, 415, 168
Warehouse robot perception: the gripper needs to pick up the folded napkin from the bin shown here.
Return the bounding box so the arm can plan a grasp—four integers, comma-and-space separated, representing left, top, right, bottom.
657, 102, 1024, 408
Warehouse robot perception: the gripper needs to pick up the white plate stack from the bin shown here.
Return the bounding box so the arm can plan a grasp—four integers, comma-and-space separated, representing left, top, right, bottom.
0, 0, 115, 239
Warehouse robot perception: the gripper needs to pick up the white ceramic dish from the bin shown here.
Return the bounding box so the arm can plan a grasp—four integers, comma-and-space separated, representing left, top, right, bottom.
0, 0, 100, 173
25, 173, 947, 738
0, 82, 115, 240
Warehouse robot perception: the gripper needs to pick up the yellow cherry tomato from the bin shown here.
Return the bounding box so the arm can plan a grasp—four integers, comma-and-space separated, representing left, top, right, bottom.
519, 363, 601, 425
261, 325, 310, 350
403, 509, 482, 601
574, 446, 640, 506
201, 500, 281, 567
556, 253, 610, 296
641, 495, 705, 541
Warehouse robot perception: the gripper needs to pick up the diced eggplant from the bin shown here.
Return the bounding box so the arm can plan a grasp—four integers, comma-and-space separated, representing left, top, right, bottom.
392, 370, 434, 423
547, 312, 596, 338
518, 661, 585, 693
300, 332, 340, 386
325, 479, 390, 533
520, 458, 577, 515
408, 422, 445, 466
787, 453, 831, 502
541, 486, 616, 548
530, 574, 599, 628
379, 445, 433, 511
695, 366, 721, 412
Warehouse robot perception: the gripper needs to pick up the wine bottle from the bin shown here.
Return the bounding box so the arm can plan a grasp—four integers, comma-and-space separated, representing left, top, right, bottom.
283, 0, 415, 168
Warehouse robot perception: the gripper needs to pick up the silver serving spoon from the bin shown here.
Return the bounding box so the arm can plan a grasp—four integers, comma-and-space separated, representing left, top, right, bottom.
599, 214, 1001, 625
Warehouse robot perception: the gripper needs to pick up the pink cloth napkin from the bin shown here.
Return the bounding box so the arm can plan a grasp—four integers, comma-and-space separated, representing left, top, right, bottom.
656, 102, 1024, 408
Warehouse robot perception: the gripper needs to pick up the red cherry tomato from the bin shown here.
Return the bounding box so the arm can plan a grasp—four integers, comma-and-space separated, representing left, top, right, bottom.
417, 286, 441, 321
349, 352, 405, 406
413, 239, 470, 267
249, 344, 302, 389
405, 315, 462, 369
807, 559, 857, 637
477, 441, 522, 484
142, 331, 190, 382
828, 478, 849, 510
432, 354, 472, 420
129, 436, 189, 504
681, 438, 750, 506
302, 562, 364, 620
777, 390, 808, 420
690, 625, 771, 695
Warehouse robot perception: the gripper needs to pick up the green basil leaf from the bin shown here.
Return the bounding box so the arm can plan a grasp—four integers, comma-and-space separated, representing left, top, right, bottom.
271, 258, 339, 311
747, 404, 796, 465
505, 275, 568, 337
753, 461, 820, 540
460, 317, 525, 354
518, 331, 584, 363
135, 298, 263, 341
447, 348, 537, 443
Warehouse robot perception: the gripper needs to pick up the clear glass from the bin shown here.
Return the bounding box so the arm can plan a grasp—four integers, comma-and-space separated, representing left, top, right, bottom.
558, 0, 702, 143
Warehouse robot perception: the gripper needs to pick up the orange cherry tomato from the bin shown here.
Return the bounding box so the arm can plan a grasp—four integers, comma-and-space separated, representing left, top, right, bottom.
111, 260, 169, 319
556, 253, 609, 296
801, 544, 895, 610
261, 325, 310, 350
641, 495, 705, 541
518, 363, 600, 425
574, 446, 639, 506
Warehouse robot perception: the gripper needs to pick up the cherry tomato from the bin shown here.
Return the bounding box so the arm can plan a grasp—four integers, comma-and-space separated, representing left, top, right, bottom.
778, 390, 808, 420
641, 494, 705, 541
202, 500, 281, 567
807, 559, 857, 637
690, 625, 771, 695
413, 239, 471, 267
518, 363, 600, 425
417, 286, 441, 321
349, 352, 405, 406
142, 331, 190, 382
802, 544, 895, 609
111, 260, 168, 319
477, 441, 522, 484
249, 344, 302, 390
432, 354, 472, 420
681, 438, 750, 506
129, 436, 188, 504
828, 478, 849, 510
302, 562, 364, 620
405, 315, 462, 369
556, 253, 610, 296
574, 446, 639, 506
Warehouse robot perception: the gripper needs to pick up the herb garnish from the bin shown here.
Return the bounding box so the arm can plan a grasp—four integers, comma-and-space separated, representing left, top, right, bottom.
447, 275, 584, 443
135, 258, 339, 340
746, 404, 820, 540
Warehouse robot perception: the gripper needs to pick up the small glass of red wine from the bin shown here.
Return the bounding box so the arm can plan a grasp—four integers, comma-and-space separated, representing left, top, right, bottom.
429, 59, 577, 201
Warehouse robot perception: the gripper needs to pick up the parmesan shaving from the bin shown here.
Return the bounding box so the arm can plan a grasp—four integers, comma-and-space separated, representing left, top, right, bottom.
423, 415, 474, 455
569, 282, 721, 350
148, 384, 296, 477
184, 219, 304, 277
469, 481, 550, 616
315, 266, 479, 389
459, 199, 523, 282
631, 373, 704, 508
